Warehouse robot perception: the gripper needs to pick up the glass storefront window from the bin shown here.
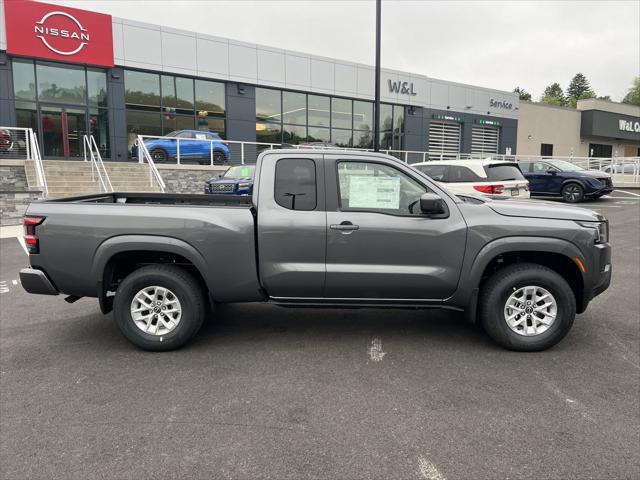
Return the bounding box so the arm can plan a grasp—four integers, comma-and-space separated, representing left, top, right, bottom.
176, 77, 194, 112
256, 88, 281, 122
256, 121, 281, 144
89, 108, 110, 157
283, 124, 306, 144
332, 98, 352, 130
161, 75, 176, 108
36, 62, 86, 104
195, 80, 225, 114
307, 126, 330, 143
332, 128, 352, 147
283, 92, 306, 125
308, 95, 330, 127
354, 101, 373, 130
163, 115, 195, 134
393, 105, 405, 133
126, 110, 162, 154
380, 104, 393, 131
87, 69, 108, 107
15, 101, 38, 139
353, 130, 373, 149
12, 60, 36, 101
125, 70, 160, 108
196, 116, 225, 137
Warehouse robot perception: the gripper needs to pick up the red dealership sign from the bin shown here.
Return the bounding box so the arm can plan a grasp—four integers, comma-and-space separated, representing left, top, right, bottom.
4, 0, 114, 67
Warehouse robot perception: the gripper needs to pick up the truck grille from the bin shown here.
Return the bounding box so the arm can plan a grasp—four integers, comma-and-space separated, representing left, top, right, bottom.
209, 183, 235, 193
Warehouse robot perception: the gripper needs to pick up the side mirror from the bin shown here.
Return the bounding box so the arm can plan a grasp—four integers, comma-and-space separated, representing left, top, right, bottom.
420, 193, 446, 215
547, 168, 557, 174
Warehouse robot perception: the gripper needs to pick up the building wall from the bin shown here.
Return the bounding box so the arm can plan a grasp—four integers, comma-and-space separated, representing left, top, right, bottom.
516, 102, 582, 156
109, 17, 518, 119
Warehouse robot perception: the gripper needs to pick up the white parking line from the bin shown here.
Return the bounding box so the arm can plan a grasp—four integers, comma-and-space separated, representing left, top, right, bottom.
613, 189, 640, 197
12, 280, 18, 285
0, 281, 9, 294
368, 338, 386, 362
418, 456, 446, 480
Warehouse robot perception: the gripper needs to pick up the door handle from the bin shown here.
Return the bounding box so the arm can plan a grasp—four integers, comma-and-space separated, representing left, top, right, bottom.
330, 221, 359, 232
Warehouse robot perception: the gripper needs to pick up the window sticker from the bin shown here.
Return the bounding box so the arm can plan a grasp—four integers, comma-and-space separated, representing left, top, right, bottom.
348, 175, 400, 209
195, 133, 207, 140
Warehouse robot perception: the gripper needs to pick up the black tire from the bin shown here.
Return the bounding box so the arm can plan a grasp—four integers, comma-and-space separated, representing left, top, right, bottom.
113, 265, 205, 351
561, 182, 584, 203
479, 263, 576, 351
212, 151, 227, 165
150, 147, 168, 163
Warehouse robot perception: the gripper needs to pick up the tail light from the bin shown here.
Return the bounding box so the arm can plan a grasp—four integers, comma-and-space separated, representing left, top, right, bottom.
23, 216, 45, 254
473, 184, 504, 195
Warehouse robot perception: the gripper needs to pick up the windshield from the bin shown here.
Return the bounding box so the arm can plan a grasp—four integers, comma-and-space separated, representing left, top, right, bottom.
548, 160, 584, 172
484, 164, 525, 181
223, 165, 255, 179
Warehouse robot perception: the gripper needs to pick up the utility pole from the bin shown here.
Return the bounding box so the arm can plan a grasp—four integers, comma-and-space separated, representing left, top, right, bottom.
373, 0, 381, 152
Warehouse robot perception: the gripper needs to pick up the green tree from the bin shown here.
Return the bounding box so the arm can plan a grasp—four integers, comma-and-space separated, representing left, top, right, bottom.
540, 82, 566, 106
513, 86, 532, 101
566, 73, 595, 107
622, 77, 640, 106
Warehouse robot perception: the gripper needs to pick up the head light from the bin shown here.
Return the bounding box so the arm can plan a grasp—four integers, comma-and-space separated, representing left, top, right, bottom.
577, 220, 608, 244
238, 182, 251, 189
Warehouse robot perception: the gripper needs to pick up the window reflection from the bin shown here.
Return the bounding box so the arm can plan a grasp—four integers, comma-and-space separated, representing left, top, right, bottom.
36, 63, 86, 104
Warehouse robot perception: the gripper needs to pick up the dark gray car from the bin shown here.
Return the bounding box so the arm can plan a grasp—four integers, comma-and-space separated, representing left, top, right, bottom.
20, 149, 611, 352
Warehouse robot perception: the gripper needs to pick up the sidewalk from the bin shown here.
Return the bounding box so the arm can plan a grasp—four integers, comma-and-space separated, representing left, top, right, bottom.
0, 225, 22, 239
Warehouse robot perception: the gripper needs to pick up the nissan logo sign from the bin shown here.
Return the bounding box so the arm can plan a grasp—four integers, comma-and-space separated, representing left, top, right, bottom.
34, 11, 90, 56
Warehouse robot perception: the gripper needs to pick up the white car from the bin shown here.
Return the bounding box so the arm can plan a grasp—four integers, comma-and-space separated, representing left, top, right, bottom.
411, 159, 530, 199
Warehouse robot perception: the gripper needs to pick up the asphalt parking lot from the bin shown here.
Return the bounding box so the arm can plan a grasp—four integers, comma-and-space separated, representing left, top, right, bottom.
1, 193, 639, 480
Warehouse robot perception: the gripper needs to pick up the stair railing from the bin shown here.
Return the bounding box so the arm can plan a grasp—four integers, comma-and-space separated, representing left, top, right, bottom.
136, 135, 166, 193
27, 128, 48, 197
83, 135, 113, 192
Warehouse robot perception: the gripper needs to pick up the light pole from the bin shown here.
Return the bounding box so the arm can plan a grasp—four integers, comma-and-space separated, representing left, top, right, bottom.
373, 0, 381, 152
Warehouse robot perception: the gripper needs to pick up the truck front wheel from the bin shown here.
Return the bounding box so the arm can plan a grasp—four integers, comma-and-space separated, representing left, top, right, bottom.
479, 263, 576, 351
113, 265, 205, 351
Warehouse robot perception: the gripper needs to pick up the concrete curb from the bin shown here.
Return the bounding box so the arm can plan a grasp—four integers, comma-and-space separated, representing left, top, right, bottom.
0, 225, 22, 238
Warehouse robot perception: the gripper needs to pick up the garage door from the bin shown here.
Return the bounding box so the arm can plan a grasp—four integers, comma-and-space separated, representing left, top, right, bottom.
471, 126, 500, 155
428, 121, 461, 158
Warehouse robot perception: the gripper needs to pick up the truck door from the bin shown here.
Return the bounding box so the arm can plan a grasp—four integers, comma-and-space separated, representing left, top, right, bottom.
256, 153, 327, 298
323, 155, 467, 300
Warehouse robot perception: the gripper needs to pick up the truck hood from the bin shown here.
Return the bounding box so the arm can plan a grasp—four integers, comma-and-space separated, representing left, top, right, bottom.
207, 177, 254, 184
486, 198, 604, 222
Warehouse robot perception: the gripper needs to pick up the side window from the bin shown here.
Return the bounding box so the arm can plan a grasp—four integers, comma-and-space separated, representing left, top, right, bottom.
337, 161, 426, 216
519, 162, 532, 173
532, 162, 550, 173
415, 164, 448, 182
275, 158, 317, 211
448, 165, 483, 182
176, 131, 194, 139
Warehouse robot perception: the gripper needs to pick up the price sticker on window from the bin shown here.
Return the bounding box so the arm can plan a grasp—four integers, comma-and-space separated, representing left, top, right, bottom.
348, 176, 400, 209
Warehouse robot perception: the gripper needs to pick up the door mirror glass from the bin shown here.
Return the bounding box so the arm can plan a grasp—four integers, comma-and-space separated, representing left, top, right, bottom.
546, 168, 558, 174
420, 193, 446, 215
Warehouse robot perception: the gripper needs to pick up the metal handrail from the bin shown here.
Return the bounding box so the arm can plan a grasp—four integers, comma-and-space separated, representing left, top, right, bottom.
136, 135, 166, 192
28, 129, 48, 197
83, 135, 113, 192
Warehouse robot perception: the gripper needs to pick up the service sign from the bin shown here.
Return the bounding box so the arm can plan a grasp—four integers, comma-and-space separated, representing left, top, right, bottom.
4, 0, 114, 67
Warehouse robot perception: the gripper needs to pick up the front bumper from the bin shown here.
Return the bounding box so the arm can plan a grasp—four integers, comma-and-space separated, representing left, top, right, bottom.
19, 268, 59, 295
579, 243, 611, 312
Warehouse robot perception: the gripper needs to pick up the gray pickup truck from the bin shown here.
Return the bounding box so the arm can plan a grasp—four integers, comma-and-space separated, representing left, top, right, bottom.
20, 149, 611, 352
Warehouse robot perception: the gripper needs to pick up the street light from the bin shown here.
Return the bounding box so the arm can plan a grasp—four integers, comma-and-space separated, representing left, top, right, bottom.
373, 0, 381, 152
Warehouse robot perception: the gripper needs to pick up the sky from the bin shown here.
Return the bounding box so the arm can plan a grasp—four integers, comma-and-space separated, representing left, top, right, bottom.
47, 0, 640, 102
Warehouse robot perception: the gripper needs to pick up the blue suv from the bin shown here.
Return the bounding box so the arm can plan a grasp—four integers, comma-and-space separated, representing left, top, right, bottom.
519, 159, 613, 203
138, 130, 230, 165
205, 164, 255, 195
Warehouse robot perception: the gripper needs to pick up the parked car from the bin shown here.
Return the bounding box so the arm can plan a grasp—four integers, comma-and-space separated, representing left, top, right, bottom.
603, 159, 639, 175
518, 159, 613, 203
0, 129, 13, 153
411, 159, 530, 199
20, 149, 611, 352
205, 165, 256, 195
135, 130, 230, 165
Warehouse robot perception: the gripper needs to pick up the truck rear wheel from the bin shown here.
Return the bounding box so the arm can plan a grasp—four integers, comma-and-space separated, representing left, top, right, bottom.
113, 265, 205, 351
479, 263, 576, 351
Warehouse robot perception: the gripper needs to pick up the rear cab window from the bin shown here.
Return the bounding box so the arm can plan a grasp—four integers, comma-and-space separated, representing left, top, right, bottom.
484, 164, 526, 181
274, 158, 317, 211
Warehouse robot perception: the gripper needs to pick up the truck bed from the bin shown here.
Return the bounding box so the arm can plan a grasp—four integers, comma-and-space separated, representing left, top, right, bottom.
44, 192, 253, 207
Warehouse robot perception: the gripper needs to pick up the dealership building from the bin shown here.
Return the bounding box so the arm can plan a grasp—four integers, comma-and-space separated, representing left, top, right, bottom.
0, 0, 520, 162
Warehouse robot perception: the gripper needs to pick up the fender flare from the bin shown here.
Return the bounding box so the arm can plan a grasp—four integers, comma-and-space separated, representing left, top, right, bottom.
458, 236, 585, 322
91, 235, 212, 310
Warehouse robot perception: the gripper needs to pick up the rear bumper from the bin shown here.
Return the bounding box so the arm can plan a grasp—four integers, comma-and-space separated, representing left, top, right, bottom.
19, 268, 59, 295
